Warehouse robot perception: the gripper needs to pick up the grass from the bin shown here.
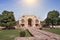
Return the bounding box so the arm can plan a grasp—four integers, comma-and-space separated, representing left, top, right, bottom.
43, 28, 60, 35
20, 29, 32, 37
24, 30, 33, 37
0, 29, 32, 40
0, 30, 20, 40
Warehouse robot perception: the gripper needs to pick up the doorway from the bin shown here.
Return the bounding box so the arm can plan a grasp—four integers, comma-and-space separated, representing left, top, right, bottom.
28, 18, 32, 26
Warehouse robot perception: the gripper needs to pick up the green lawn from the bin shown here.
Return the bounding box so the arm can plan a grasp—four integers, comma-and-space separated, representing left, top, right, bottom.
20, 29, 32, 37
43, 28, 60, 35
0, 29, 32, 40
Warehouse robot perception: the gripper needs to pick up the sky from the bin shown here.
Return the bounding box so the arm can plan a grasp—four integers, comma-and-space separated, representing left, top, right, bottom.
0, 0, 60, 21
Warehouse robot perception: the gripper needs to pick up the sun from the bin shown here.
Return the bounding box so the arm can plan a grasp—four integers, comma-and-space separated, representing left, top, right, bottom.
25, 0, 36, 4
22, 0, 38, 6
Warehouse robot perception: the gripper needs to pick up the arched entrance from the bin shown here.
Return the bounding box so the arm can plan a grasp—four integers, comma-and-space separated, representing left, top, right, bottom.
28, 18, 32, 26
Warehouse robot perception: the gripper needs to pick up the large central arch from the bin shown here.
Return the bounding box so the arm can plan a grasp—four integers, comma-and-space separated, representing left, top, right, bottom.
28, 18, 32, 26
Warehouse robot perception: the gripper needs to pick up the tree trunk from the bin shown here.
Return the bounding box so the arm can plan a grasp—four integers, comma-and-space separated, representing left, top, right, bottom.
51, 20, 54, 28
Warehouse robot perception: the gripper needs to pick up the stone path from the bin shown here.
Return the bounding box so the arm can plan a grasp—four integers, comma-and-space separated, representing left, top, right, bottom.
15, 27, 60, 40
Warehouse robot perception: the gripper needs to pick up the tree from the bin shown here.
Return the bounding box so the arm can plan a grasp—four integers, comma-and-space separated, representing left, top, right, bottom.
57, 18, 60, 25
0, 10, 16, 29
45, 10, 60, 27
0, 14, 3, 26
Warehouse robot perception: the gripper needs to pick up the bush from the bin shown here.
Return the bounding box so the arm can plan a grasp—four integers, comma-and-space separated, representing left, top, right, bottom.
20, 30, 26, 37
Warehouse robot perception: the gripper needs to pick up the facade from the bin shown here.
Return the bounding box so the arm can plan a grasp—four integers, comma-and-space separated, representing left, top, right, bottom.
19, 15, 41, 29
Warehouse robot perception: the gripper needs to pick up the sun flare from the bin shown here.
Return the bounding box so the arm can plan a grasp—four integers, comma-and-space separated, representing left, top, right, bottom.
25, 0, 37, 4
22, 0, 38, 6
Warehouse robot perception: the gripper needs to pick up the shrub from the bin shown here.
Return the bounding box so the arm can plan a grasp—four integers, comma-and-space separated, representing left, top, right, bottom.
20, 30, 26, 37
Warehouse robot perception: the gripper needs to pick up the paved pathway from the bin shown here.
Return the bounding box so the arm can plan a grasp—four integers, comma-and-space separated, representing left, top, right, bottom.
15, 27, 60, 40
27, 27, 60, 40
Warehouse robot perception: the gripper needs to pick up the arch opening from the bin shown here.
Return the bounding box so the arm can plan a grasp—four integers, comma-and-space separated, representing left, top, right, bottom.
28, 18, 32, 26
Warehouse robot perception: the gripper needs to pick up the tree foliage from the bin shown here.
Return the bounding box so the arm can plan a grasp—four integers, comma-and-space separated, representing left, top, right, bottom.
0, 10, 16, 29
45, 10, 60, 26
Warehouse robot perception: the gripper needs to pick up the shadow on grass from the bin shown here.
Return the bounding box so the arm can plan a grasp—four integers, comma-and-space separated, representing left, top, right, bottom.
20, 29, 33, 37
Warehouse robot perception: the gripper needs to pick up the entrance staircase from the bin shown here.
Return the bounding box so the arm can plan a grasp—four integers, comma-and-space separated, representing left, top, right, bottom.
15, 27, 60, 40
